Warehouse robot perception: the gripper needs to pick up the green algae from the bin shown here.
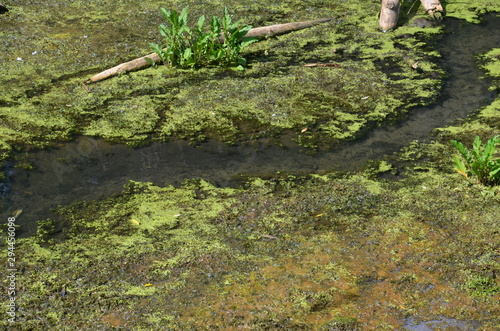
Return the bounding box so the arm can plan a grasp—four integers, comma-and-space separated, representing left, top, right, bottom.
480, 48, 500, 90
4, 168, 498, 329
435, 46, 500, 142
0, 0, 468, 159
445, 0, 500, 22
2, 0, 500, 329
83, 95, 161, 144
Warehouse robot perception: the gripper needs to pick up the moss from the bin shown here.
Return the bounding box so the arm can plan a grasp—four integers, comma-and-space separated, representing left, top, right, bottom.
124, 285, 157, 296
319, 316, 360, 331
463, 273, 500, 298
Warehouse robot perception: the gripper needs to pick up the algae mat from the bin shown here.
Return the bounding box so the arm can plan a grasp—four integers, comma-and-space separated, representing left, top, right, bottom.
3, 174, 500, 329
0, 0, 455, 154
2, 12, 500, 239
1, 0, 500, 330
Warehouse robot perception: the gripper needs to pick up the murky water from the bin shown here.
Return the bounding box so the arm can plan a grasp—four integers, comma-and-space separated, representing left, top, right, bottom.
402, 316, 480, 330
1, 14, 499, 236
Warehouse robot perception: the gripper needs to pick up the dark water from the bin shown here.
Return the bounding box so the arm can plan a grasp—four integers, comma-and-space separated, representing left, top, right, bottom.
1, 14, 499, 236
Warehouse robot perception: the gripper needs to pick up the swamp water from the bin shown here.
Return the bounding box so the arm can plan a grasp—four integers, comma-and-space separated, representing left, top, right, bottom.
2, 14, 500, 237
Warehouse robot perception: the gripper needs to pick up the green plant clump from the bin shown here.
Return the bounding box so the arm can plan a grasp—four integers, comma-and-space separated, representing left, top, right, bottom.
451, 135, 500, 186
149, 6, 258, 69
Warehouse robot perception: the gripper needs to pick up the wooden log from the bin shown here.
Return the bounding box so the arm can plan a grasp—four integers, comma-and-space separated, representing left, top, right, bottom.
419, 0, 443, 19
379, 0, 401, 32
0, 1, 8, 12
86, 53, 161, 85
244, 18, 331, 38
85, 18, 332, 84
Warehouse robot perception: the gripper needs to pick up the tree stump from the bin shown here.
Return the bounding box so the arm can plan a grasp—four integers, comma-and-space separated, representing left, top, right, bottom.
379, 0, 443, 31
419, 0, 444, 19
379, 0, 401, 32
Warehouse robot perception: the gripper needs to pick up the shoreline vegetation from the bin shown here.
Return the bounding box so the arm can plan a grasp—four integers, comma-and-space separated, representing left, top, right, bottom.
1, 0, 499, 329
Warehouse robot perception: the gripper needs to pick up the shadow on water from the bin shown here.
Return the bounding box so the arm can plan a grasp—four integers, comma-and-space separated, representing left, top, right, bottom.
1, 14, 499, 236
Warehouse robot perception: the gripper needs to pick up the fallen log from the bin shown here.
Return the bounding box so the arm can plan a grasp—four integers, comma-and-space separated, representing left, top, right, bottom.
85, 18, 332, 84
304, 63, 341, 68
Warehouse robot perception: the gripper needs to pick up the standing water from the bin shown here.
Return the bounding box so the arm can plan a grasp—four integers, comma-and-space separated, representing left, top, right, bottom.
1, 14, 499, 236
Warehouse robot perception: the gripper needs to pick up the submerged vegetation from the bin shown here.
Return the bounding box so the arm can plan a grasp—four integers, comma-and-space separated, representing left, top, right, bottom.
1, 0, 500, 329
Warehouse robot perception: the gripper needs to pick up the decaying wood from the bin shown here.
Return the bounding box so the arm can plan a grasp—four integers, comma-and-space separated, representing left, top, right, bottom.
86, 53, 162, 84
243, 18, 331, 38
0, 2, 8, 12
85, 18, 332, 84
379, 0, 401, 32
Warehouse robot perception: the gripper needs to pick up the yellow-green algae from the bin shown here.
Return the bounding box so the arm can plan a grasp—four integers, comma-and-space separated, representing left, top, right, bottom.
435, 46, 500, 142
2, 0, 485, 161
2, 0, 500, 329
1, 167, 498, 329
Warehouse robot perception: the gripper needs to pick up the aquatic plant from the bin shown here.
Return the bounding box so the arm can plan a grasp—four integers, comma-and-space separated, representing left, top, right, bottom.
451, 135, 500, 186
149, 6, 257, 69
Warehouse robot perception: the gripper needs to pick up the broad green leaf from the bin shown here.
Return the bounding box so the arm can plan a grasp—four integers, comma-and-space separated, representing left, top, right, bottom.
223, 7, 232, 27
183, 48, 192, 60
160, 8, 171, 20
490, 166, 500, 177
241, 37, 259, 48
179, 6, 189, 25
471, 136, 483, 161
473, 136, 482, 151
452, 155, 468, 178
197, 15, 205, 30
